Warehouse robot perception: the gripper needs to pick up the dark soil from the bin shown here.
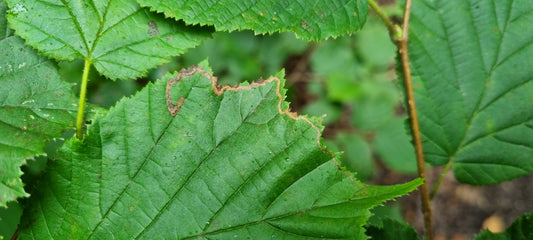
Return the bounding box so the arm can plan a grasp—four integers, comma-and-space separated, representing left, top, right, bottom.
373, 162, 533, 240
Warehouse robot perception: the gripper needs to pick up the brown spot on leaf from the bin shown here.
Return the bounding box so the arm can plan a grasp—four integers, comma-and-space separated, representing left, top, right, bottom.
164, 65, 364, 192
301, 20, 308, 29
147, 21, 159, 36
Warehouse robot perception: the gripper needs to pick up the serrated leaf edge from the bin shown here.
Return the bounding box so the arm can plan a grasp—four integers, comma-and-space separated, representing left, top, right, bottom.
166, 65, 363, 188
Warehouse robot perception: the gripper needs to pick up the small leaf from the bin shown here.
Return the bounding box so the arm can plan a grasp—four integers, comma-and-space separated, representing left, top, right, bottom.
366, 218, 421, 240
5, 0, 212, 80
0, 201, 22, 239
138, 0, 368, 40
409, 0, 533, 184
303, 99, 342, 125
356, 18, 396, 68
324, 134, 373, 180
474, 213, 533, 240
19, 62, 421, 239
0, 18, 78, 206
374, 118, 417, 174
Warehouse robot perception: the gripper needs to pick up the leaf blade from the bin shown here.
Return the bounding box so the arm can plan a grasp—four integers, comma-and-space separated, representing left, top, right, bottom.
19, 62, 421, 239
0, 33, 78, 206
5, 0, 212, 80
137, 0, 369, 40
409, 0, 533, 184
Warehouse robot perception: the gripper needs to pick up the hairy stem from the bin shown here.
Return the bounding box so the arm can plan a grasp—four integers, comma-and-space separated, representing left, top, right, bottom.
370, 0, 434, 239
430, 161, 453, 200
397, 0, 434, 239
76, 59, 91, 139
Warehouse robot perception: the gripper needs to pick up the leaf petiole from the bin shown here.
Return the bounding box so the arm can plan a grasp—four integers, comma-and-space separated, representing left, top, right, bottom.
76, 59, 91, 139
430, 161, 453, 199
368, 0, 397, 39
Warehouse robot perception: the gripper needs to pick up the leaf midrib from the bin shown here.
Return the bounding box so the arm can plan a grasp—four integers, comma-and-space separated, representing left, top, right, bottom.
182, 192, 369, 240
413, 0, 521, 164
133, 82, 277, 239
448, 0, 514, 159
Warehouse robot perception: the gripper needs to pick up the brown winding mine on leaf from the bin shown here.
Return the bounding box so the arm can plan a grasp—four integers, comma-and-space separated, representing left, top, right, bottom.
166, 65, 364, 191
165, 66, 207, 116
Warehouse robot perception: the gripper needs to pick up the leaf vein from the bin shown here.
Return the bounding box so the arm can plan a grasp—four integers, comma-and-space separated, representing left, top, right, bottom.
136, 82, 276, 238
58, 0, 90, 56
462, 120, 533, 149
87, 98, 177, 238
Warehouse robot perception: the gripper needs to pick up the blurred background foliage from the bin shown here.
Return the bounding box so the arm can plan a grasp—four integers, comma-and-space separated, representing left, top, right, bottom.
1, 6, 418, 238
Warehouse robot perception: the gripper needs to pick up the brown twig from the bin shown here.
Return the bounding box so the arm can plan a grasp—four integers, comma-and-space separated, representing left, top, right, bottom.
10, 229, 18, 240
396, 1, 434, 239
369, 0, 433, 239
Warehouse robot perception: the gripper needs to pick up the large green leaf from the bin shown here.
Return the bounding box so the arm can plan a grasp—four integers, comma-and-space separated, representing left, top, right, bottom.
474, 213, 533, 240
0, 3, 78, 206
409, 0, 533, 184
138, 0, 368, 40
18, 62, 421, 239
5, 0, 212, 80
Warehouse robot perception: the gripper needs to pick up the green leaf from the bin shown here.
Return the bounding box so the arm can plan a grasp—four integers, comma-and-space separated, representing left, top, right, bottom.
179, 31, 308, 86
0, 14, 79, 206
356, 18, 396, 68
138, 0, 368, 40
367, 204, 405, 228
5, 0, 212, 80
474, 213, 533, 240
324, 134, 373, 180
365, 218, 421, 240
303, 99, 342, 125
409, 0, 533, 184
0, 201, 22, 239
311, 37, 361, 79
374, 118, 417, 174
19, 62, 421, 239
350, 77, 399, 130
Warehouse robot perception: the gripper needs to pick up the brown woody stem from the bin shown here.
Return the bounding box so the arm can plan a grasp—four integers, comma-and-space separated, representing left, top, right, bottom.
369, 0, 434, 239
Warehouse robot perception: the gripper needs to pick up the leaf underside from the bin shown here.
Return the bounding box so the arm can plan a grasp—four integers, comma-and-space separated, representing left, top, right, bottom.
0, 0, 78, 206
138, 0, 368, 40
5, 0, 212, 80
410, 0, 533, 184
18, 62, 421, 239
